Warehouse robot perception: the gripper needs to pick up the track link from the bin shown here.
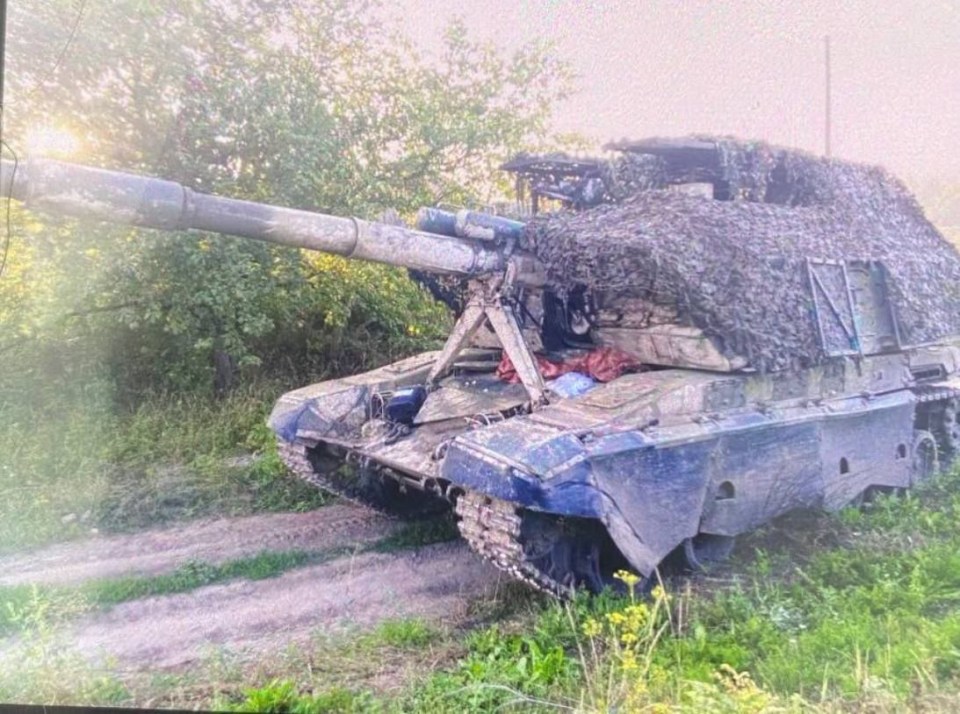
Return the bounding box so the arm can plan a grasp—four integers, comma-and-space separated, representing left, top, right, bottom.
455, 490, 572, 598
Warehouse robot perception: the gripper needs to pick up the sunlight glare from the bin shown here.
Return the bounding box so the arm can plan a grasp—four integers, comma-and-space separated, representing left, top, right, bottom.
25, 125, 81, 158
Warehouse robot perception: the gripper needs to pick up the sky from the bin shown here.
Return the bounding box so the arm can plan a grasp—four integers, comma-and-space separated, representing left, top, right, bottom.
400, 0, 959, 184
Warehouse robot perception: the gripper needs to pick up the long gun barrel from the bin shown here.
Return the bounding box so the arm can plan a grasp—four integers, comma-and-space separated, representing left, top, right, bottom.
0, 158, 505, 276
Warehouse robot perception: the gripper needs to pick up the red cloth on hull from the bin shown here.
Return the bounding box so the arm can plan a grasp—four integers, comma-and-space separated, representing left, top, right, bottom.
495, 346, 641, 384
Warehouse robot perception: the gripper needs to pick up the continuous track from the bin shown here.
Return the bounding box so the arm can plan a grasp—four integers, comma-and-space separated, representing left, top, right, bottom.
279, 439, 570, 594
277, 439, 366, 508
276, 438, 446, 518
455, 490, 574, 598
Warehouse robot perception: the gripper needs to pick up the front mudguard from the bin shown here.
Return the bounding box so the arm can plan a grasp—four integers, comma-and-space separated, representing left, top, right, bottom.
441, 434, 712, 576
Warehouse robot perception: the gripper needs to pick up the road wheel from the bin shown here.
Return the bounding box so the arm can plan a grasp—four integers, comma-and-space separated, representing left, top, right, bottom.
912, 429, 939, 486
682, 533, 736, 572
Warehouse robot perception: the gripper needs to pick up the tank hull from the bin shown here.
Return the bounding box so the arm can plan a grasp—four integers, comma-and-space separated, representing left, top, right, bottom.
271, 341, 960, 589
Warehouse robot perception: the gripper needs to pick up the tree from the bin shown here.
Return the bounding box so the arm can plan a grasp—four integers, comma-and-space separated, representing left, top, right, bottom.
4, 0, 573, 395
917, 180, 960, 246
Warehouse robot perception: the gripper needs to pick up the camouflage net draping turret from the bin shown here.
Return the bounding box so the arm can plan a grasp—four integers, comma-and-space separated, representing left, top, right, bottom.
526, 137, 960, 372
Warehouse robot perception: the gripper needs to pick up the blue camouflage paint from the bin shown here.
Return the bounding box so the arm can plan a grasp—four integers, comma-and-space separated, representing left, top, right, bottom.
266, 347, 936, 578
439, 388, 918, 573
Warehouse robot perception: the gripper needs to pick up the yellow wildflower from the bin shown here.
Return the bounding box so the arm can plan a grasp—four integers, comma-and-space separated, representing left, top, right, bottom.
606, 611, 626, 627
615, 569, 641, 589
621, 650, 640, 672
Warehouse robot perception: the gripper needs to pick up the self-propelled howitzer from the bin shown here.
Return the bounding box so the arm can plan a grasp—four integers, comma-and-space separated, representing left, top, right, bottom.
6, 138, 960, 597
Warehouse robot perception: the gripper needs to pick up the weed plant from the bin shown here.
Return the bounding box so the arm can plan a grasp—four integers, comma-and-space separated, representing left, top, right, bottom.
0, 586, 130, 705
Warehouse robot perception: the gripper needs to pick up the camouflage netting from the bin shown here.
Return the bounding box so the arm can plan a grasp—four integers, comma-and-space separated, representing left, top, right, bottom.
526, 137, 960, 372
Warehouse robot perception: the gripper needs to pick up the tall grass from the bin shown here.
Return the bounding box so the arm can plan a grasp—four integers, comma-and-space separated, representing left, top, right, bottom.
0, 586, 131, 706
0, 376, 326, 552
11, 466, 960, 711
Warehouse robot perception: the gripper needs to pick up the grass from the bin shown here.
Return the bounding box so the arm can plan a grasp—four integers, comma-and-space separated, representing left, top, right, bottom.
0, 551, 318, 639
364, 619, 439, 650
8, 360, 960, 711
225, 680, 376, 713
14, 461, 960, 713
0, 584, 133, 706
8, 465, 960, 712
0, 377, 327, 552
81, 516, 460, 608
83, 550, 315, 606
208, 467, 960, 713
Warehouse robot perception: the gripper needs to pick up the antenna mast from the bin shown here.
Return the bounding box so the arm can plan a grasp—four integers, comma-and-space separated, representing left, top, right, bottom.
824, 35, 832, 158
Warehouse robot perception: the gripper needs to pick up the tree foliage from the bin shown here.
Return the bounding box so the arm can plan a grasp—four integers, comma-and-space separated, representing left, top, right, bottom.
917, 180, 960, 246
4, 0, 572, 394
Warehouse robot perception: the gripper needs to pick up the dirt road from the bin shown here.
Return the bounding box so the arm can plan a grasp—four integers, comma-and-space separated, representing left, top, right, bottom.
0, 505, 501, 672
0, 504, 398, 587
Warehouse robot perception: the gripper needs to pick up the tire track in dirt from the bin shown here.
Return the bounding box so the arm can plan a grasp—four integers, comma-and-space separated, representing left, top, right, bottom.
3, 541, 499, 671
0, 505, 502, 673
0, 504, 396, 587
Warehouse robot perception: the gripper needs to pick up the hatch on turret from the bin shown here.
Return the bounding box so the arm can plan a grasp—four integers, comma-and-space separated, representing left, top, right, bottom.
807, 259, 902, 357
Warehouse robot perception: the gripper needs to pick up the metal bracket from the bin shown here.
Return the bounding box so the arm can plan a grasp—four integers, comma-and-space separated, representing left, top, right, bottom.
486, 298, 547, 405
426, 300, 487, 386
427, 292, 547, 406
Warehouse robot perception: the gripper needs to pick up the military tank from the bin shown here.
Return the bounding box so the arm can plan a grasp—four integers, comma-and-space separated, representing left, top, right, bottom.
4, 136, 960, 596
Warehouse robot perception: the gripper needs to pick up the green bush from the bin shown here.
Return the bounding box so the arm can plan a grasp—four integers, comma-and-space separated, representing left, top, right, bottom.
0, 372, 327, 550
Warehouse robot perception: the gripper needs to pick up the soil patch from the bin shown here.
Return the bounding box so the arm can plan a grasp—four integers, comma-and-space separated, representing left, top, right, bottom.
0, 504, 396, 587
3, 541, 498, 671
